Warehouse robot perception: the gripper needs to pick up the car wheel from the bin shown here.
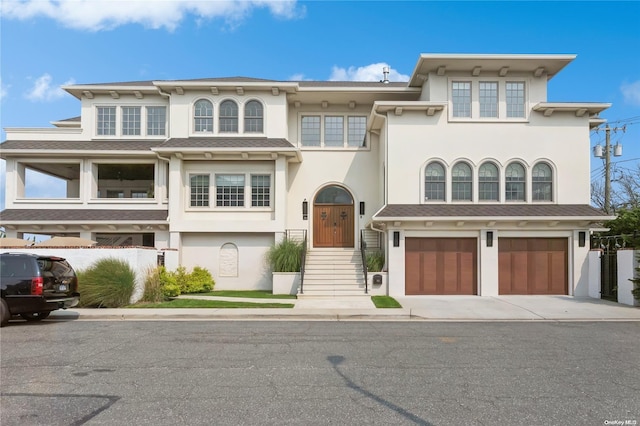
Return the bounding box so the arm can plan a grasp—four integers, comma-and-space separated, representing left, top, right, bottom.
20, 311, 51, 321
1, 299, 10, 327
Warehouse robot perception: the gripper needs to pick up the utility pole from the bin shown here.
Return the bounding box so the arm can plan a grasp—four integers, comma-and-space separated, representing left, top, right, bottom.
594, 124, 624, 214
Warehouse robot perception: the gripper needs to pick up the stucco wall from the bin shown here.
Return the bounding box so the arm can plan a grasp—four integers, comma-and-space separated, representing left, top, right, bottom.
0, 247, 160, 303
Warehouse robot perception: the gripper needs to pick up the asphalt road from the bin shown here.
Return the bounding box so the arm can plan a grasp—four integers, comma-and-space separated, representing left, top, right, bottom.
1, 320, 639, 425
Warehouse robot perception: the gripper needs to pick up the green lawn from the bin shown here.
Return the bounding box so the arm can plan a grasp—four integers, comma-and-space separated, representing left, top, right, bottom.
199, 290, 297, 299
133, 299, 294, 309
371, 296, 402, 308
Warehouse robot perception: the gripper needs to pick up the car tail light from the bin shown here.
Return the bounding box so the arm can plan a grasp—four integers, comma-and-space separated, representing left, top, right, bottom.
31, 277, 44, 295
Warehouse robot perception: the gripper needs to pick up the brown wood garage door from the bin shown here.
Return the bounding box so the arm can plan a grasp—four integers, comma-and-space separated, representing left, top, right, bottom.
498, 238, 568, 295
405, 238, 477, 295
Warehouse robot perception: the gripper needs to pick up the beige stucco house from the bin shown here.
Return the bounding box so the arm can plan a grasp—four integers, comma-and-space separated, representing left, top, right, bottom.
0, 53, 612, 297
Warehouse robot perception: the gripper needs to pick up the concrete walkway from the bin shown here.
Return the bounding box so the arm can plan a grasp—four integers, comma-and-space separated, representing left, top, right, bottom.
46, 295, 640, 322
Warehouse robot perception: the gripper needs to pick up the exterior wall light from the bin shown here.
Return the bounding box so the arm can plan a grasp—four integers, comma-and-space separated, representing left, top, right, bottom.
302, 200, 308, 220
486, 231, 494, 247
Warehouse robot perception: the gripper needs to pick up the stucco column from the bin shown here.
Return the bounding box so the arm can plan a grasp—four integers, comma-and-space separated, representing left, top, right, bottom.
479, 229, 499, 296
572, 230, 591, 297
387, 229, 405, 297
274, 156, 287, 232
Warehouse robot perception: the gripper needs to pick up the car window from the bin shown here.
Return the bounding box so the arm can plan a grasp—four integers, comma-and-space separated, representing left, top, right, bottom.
0, 257, 35, 277
50, 260, 76, 277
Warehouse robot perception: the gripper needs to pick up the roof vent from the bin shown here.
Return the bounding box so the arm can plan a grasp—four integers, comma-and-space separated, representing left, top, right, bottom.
382, 66, 390, 84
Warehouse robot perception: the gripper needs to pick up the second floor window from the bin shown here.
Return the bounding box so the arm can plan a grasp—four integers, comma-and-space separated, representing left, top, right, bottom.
97, 106, 116, 136
425, 162, 446, 201
478, 162, 499, 201
147, 106, 166, 136
324, 116, 344, 147
251, 175, 270, 207
245, 100, 264, 133
452, 162, 472, 201
479, 82, 498, 118
532, 162, 553, 201
190, 174, 210, 207
194, 99, 213, 132
216, 174, 244, 207
219, 100, 238, 133
301, 116, 321, 146
347, 116, 367, 147
122, 107, 141, 136
505, 162, 526, 201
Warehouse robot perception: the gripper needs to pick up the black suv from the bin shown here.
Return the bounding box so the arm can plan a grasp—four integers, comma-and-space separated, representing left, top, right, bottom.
1, 253, 80, 326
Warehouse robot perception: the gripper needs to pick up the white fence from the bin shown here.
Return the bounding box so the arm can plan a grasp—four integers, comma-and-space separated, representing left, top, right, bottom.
0, 247, 179, 304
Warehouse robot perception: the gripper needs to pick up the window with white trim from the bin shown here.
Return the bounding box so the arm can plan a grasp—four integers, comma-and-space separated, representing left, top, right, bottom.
194, 99, 213, 133
251, 175, 270, 207
324, 116, 344, 147
425, 162, 446, 201
219, 100, 238, 133
122, 106, 141, 136
532, 162, 553, 201
452, 162, 472, 201
244, 100, 263, 133
347, 116, 367, 147
505, 162, 526, 201
216, 174, 245, 207
147, 106, 166, 136
452, 82, 471, 118
478, 162, 499, 201
190, 174, 210, 207
506, 82, 526, 118
301, 116, 321, 146
97, 106, 116, 136
479, 82, 498, 118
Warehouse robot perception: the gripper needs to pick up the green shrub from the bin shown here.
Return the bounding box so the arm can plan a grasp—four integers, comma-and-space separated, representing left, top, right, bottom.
77, 258, 136, 308
366, 251, 385, 272
155, 265, 215, 296
631, 252, 640, 302
187, 266, 214, 293
162, 283, 181, 298
266, 239, 304, 272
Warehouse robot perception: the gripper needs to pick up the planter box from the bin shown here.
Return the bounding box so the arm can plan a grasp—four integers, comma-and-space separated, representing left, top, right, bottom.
272, 272, 300, 295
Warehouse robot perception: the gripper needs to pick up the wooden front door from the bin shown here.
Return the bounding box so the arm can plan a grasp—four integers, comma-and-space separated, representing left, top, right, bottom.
313, 204, 354, 248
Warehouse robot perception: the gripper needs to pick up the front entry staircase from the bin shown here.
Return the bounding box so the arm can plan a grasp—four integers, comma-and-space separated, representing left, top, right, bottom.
299, 248, 367, 297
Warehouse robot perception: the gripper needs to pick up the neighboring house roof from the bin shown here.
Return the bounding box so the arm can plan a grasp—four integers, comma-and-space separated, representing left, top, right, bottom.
297, 81, 408, 88
374, 204, 611, 220
0, 209, 168, 222
0, 140, 162, 156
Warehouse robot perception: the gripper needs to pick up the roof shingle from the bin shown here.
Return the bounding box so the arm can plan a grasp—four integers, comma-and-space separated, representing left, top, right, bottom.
0, 209, 168, 222
374, 204, 609, 218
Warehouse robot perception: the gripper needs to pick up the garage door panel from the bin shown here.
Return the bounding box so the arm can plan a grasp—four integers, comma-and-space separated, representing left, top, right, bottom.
405, 238, 477, 295
499, 238, 567, 295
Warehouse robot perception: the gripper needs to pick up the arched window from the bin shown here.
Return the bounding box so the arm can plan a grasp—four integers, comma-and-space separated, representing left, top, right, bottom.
452, 162, 472, 201
505, 162, 526, 201
315, 186, 353, 204
478, 162, 499, 201
219, 100, 238, 133
244, 100, 263, 133
425, 162, 446, 201
532, 162, 553, 201
194, 99, 213, 132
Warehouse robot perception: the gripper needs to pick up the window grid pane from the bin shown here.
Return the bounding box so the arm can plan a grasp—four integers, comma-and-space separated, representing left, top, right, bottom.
97, 107, 116, 135
425, 163, 446, 201
505, 163, 526, 201
301, 116, 321, 146
219, 100, 238, 133
194, 100, 213, 132
532, 163, 553, 201
147, 106, 166, 136
479, 82, 498, 118
122, 107, 141, 136
478, 163, 499, 201
251, 175, 270, 207
324, 116, 344, 147
216, 175, 245, 207
190, 175, 209, 207
452, 82, 471, 118
452, 163, 472, 201
245, 101, 264, 133
347, 116, 367, 147
506, 82, 525, 118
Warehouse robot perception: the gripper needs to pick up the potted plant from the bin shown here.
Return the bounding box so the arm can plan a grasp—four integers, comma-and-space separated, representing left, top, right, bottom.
266, 239, 303, 295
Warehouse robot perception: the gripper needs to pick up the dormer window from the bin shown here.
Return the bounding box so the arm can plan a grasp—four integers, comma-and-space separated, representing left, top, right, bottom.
219, 100, 238, 133
194, 99, 213, 132
449, 80, 527, 121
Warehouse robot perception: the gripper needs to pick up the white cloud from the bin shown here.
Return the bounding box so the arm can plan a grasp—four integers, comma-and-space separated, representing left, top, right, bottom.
329, 62, 409, 82
288, 73, 311, 81
0, 78, 8, 100
25, 74, 75, 102
621, 80, 640, 107
1, 0, 301, 31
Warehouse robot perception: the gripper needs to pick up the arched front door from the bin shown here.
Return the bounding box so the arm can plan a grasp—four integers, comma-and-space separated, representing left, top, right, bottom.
313, 185, 354, 248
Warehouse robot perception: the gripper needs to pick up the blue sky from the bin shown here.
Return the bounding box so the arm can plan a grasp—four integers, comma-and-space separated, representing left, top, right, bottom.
1, 0, 639, 210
